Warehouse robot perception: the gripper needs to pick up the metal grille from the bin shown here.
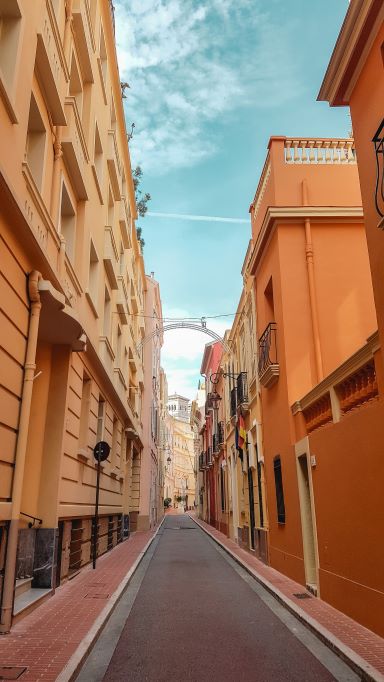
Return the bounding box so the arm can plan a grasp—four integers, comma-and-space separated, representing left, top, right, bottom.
236, 372, 248, 405
230, 387, 237, 418
258, 322, 278, 377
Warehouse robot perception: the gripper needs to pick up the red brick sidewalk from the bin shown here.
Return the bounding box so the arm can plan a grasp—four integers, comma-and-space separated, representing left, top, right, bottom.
0, 526, 159, 681
191, 514, 384, 681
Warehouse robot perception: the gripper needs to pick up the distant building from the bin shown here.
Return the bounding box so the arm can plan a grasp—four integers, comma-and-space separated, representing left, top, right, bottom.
167, 393, 191, 422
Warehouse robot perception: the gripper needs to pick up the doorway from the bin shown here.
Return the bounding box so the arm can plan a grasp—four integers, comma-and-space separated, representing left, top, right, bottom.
297, 454, 317, 591
247, 466, 255, 550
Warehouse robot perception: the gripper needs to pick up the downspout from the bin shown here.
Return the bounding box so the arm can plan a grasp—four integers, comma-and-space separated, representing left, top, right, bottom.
0, 271, 42, 633
302, 180, 323, 382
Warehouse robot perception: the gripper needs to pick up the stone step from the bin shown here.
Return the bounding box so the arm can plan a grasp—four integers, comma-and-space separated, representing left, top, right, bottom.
13, 588, 53, 623
15, 577, 32, 598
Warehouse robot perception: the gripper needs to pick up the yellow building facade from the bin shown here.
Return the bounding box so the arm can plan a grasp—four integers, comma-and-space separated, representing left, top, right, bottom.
0, 0, 146, 630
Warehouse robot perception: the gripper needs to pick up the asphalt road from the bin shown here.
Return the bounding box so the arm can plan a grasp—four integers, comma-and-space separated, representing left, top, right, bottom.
77, 515, 358, 682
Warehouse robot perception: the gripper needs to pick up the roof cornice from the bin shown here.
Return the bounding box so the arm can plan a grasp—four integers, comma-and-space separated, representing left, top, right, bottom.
248, 206, 363, 276
318, 0, 384, 105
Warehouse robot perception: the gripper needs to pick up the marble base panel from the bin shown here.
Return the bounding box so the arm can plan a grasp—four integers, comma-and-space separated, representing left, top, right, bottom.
32, 528, 57, 589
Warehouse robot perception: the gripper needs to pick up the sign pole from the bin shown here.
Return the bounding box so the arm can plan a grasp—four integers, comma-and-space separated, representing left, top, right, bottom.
93, 455, 101, 569
92, 441, 110, 570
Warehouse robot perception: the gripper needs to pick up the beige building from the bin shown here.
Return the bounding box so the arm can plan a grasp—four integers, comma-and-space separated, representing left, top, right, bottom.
137, 273, 163, 531
0, 0, 147, 631
171, 413, 196, 511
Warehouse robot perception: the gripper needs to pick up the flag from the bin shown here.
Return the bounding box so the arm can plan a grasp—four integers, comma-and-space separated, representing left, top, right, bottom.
238, 413, 246, 450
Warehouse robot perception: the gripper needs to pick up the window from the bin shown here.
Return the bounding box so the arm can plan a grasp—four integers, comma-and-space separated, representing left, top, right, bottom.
88, 240, 99, 305
60, 183, 76, 262
96, 395, 105, 441
103, 286, 111, 338
220, 467, 225, 512
107, 187, 114, 227
26, 93, 46, 189
93, 122, 103, 193
111, 416, 118, 467
264, 276, 275, 321
273, 456, 285, 524
0, 0, 22, 95
115, 324, 122, 367
99, 26, 107, 90
79, 373, 91, 452
69, 54, 83, 117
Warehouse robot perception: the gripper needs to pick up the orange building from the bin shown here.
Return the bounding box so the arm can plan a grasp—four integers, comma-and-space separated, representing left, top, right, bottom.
245, 135, 381, 633
316, 0, 384, 636
0, 0, 147, 631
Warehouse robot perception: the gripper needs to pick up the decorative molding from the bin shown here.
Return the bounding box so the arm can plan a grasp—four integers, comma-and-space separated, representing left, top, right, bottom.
292, 331, 380, 414
248, 205, 363, 276
318, 0, 384, 106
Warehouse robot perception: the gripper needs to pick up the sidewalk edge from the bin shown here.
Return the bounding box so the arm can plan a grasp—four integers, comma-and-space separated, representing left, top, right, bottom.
190, 515, 384, 682
56, 517, 165, 682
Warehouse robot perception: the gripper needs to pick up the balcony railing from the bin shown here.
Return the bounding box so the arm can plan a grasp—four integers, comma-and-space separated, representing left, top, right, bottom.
258, 322, 279, 388
212, 434, 219, 455
207, 446, 213, 467
230, 387, 237, 418
236, 372, 248, 405
218, 421, 225, 445
284, 138, 356, 164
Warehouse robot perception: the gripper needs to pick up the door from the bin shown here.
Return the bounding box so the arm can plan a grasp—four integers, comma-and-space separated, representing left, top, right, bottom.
297, 455, 317, 590
247, 466, 256, 550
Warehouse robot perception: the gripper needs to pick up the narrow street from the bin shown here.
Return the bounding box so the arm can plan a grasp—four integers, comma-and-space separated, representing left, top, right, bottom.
77, 515, 357, 682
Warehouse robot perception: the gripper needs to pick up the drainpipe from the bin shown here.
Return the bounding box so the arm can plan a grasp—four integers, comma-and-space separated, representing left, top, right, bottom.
302, 180, 323, 382
0, 271, 42, 634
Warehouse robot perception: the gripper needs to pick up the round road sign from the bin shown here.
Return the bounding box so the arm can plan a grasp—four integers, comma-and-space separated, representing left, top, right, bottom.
93, 441, 110, 462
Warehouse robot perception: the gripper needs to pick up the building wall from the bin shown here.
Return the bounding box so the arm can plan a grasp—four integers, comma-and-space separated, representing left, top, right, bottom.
0, 0, 146, 615
139, 275, 163, 530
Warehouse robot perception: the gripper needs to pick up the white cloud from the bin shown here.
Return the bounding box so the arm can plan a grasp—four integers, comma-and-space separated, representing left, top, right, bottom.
115, 0, 303, 174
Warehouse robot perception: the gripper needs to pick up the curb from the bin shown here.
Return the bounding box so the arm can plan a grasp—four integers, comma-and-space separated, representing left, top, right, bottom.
190, 515, 384, 682
57, 516, 166, 682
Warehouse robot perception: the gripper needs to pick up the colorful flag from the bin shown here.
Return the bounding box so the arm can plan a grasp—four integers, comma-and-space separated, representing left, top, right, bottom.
238, 413, 246, 450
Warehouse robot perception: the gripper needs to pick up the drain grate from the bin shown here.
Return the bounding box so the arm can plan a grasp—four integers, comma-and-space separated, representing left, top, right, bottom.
0, 667, 27, 680
293, 592, 312, 600
83, 593, 110, 599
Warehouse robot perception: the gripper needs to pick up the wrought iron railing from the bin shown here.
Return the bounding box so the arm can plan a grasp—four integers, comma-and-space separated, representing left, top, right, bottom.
230, 386, 237, 418
218, 421, 225, 445
109, 0, 115, 34
236, 372, 248, 404
212, 434, 219, 454
258, 322, 278, 376
207, 446, 213, 466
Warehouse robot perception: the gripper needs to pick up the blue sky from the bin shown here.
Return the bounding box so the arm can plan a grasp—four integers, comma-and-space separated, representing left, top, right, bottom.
115, 0, 349, 398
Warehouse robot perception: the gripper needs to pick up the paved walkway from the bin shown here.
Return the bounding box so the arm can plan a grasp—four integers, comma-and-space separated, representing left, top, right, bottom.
192, 515, 384, 681
78, 514, 359, 682
0, 526, 158, 681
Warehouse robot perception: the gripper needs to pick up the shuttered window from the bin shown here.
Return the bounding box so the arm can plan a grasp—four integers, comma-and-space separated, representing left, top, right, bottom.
273, 456, 286, 524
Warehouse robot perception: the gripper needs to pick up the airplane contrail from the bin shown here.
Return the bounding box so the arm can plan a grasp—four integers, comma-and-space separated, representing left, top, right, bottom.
147, 211, 249, 224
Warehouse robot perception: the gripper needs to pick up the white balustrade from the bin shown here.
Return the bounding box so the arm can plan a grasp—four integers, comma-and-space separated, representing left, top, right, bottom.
284, 138, 356, 164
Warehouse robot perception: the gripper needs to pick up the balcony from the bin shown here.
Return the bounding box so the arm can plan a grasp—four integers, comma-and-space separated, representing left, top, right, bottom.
61, 97, 89, 200
212, 434, 219, 455
35, 0, 67, 125
258, 322, 279, 388
116, 276, 128, 325
207, 446, 213, 467
284, 138, 356, 164
72, 0, 94, 84
218, 421, 225, 445
107, 130, 121, 201
236, 372, 249, 409
199, 452, 205, 472
130, 281, 139, 314
103, 226, 118, 290
230, 387, 237, 418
